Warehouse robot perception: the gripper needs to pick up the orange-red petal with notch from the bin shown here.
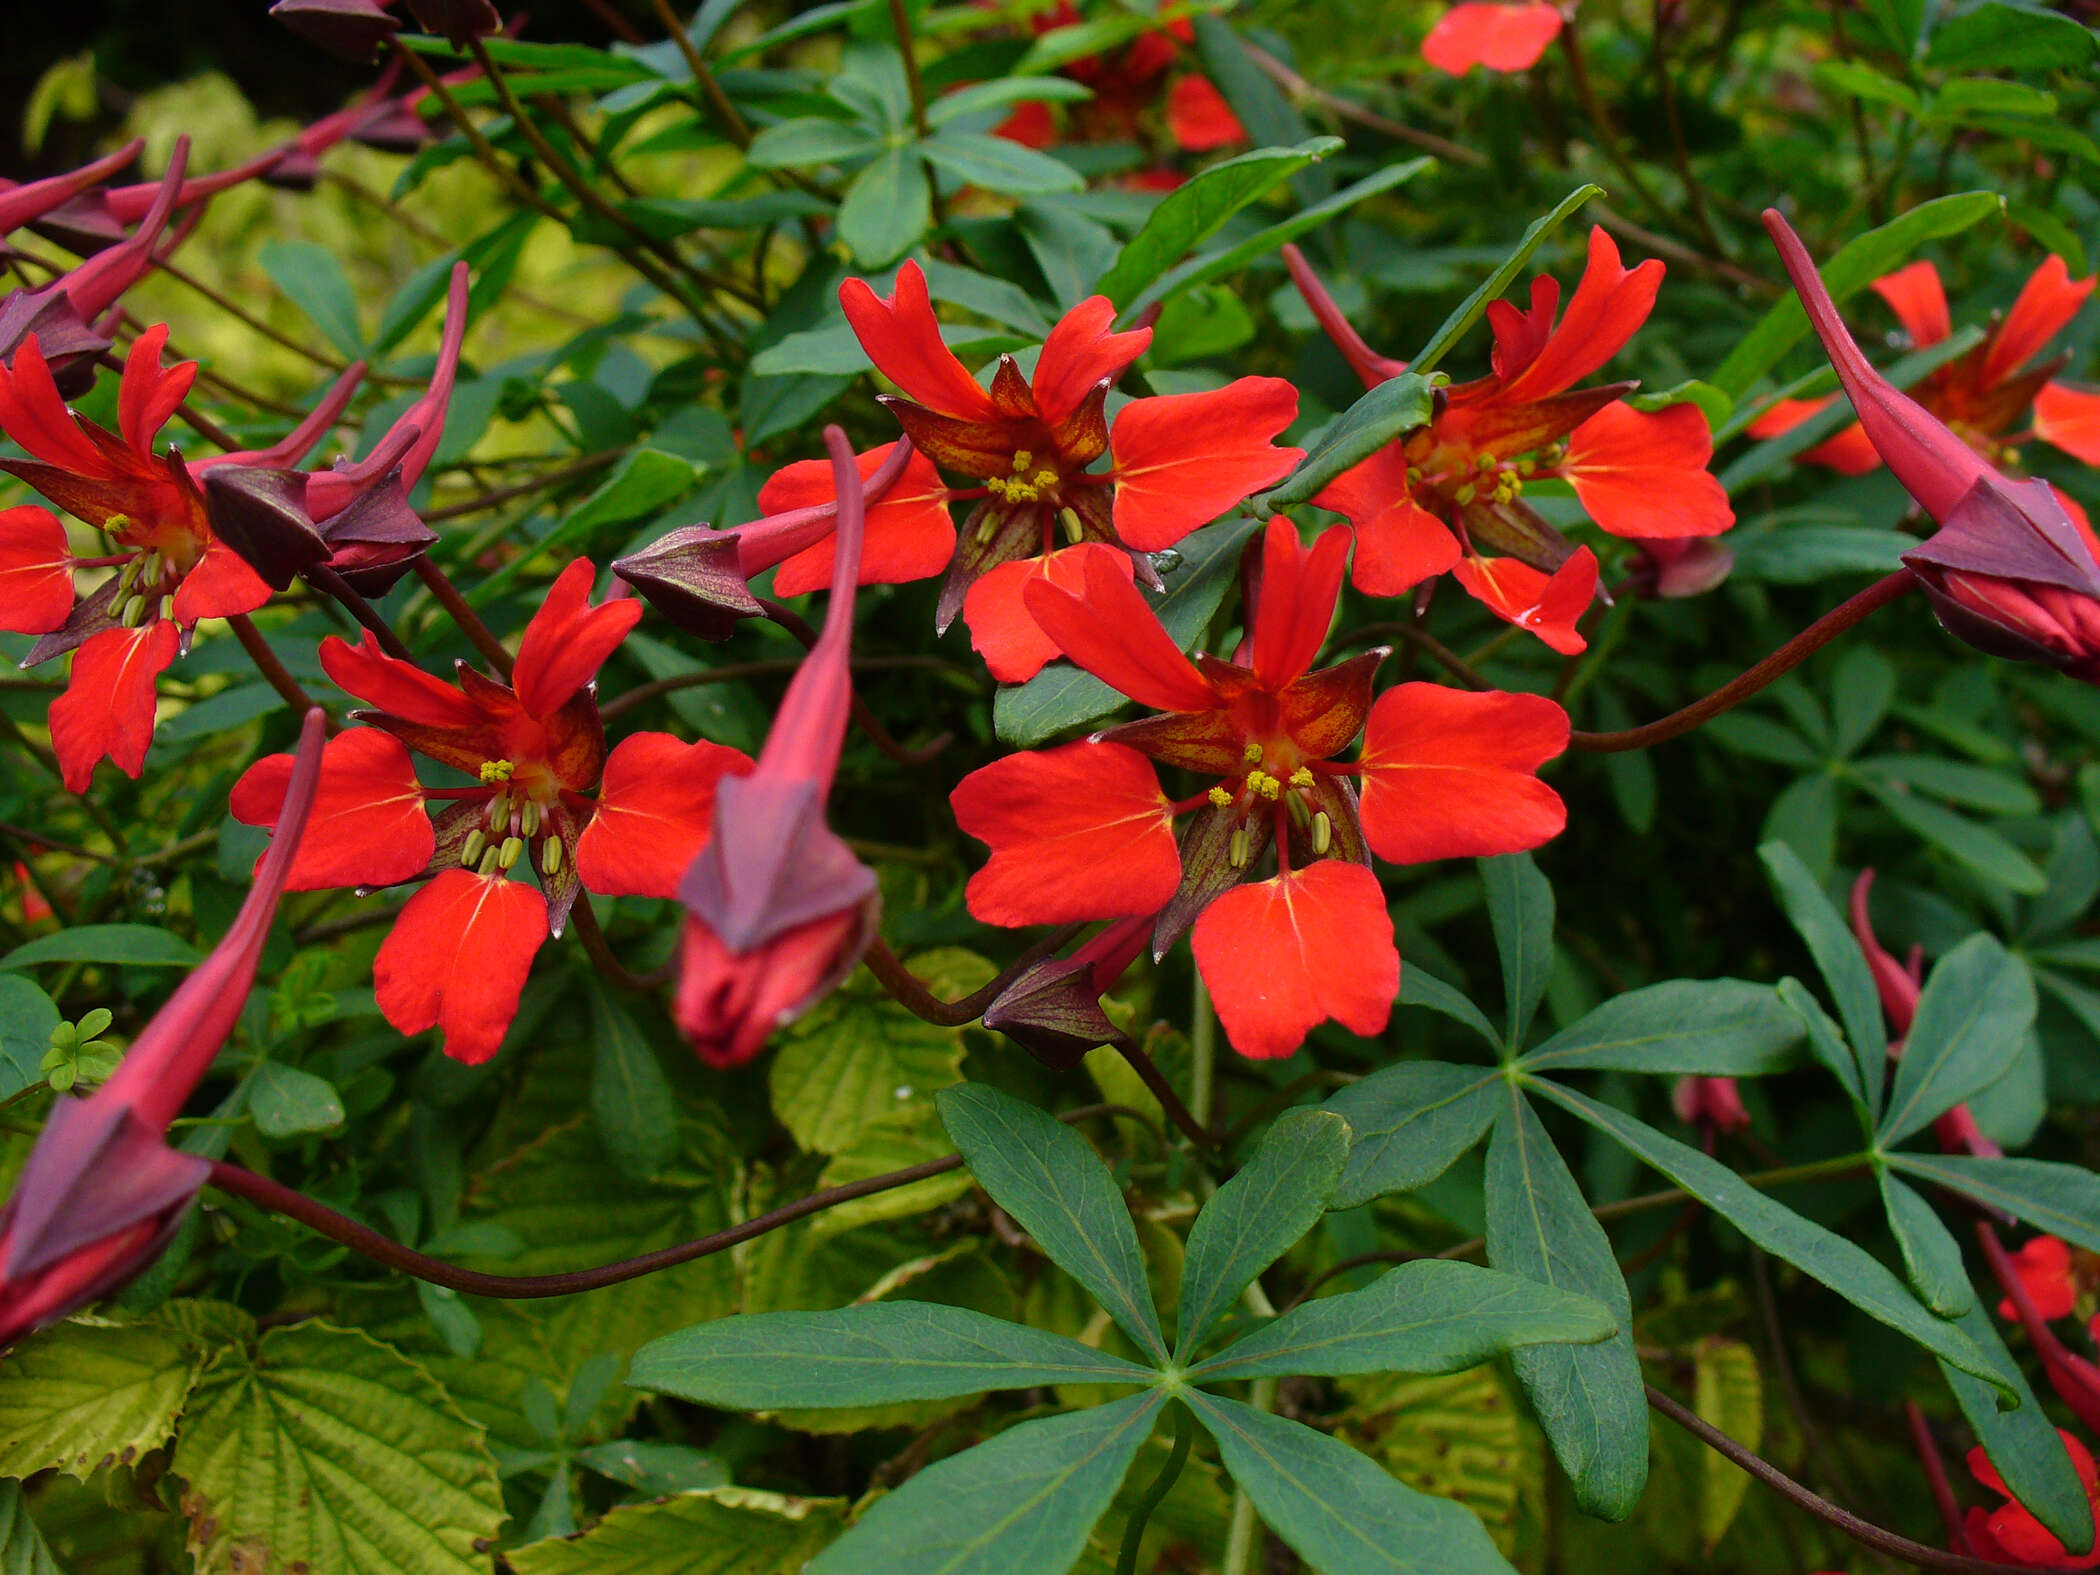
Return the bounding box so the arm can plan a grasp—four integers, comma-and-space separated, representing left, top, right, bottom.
1560, 401, 1733, 539
1496, 228, 1663, 405
769, 444, 956, 596
375, 869, 546, 1065
967, 543, 1134, 685
1108, 377, 1302, 551
115, 326, 196, 458
2036, 381, 2100, 467
1314, 447, 1462, 596
839, 261, 1000, 423
49, 621, 179, 793
230, 727, 434, 892
0, 336, 110, 477
1987, 256, 2096, 388
1250, 519, 1349, 688
0, 506, 74, 634
320, 631, 484, 730
1021, 542, 1218, 710
171, 537, 272, 624
513, 558, 640, 719
1033, 296, 1151, 429
576, 732, 754, 899
1452, 549, 1596, 655
952, 740, 1180, 926
1166, 73, 1246, 152
1191, 862, 1397, 1058
1870, 260, 1952, 352
1357, 681, 1569, 865
1421, 1, 1562, 72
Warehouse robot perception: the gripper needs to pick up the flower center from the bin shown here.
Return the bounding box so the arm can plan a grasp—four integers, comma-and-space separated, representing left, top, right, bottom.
1211, 743, 1332, 871
457, 762, 566, 880
108, 541, 183, 630
985, 449, 1063, 506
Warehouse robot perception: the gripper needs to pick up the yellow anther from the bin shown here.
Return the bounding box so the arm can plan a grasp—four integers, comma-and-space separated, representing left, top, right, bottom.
487, 790, 510, 829
105, 513, 133, 536
1228, 828, 1251, 868
542, 837, 564, 876
1241, 742, 1264, 764
1007, 482, 1039, 503
158, 595, 175, 623
1405, 466, 1423, 486
461, 829, 488, 869
1312, 812, 1333, 855
1286, 793, 1312, 830
1288, 767, 1315, 789
1059, 507, 1085, 545
986, 476, 1009, 498
1476, 452, 1497, 473
479, 759, 516, 784
1032, 469, 1059, 489
520, 800, 541, 838
1453, 482, 1477, 506
475, 846, 503, 878
1248, 771, 1282, 801
115, 555, 143, 595
119, 595, 146, 628
976, 510, 1001, 543
1207, 784, 1234, 808
498, 836, 524, 870
1012, 450, 1033, 472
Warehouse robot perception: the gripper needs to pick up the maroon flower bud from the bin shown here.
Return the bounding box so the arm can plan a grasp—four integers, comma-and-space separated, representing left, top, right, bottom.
0, 139, 143, 236
981, 916, 1152, 1069
270, 0, 402, 61
0, 709, 326, 1347
1633, 537, 1734, 599
1670, 1075, 1751, 1135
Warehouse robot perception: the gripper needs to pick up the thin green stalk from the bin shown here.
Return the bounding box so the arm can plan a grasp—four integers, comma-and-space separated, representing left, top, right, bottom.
1190, 975, 1217, 1136
1116, 1403, 1194, 1575
1221, 1375, 1277, 1575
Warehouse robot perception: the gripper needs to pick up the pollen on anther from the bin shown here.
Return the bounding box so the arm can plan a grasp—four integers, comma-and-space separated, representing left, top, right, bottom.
1207, 784, 1234, 808
478, 759, 516, 784
1288, 766, 1315, 789
1241, 742, 1264, 764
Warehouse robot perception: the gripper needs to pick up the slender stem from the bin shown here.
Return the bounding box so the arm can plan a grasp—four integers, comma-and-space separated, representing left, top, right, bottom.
1189, 975, 1218, 1136
1648, 0, 1729, 261
1827, 9, 1888, 226
1241, 41, 1485, 167
1557, 23, 1678, 237
0, 822, 115, 865
599, 654, 977, 723
888, 0, 933, 140
643, 0, 754, 150
758, 600, 952, 765
568, 895, 652, 991
413, 556, 515, 678
228, 615, 321, 718
1569, 570, 1915, 752
307, 566, 416, 661
1594, 201, 1777, 294
1647, 1386, 2037, 1574
1117, 1404, 1194, 1575
863, 929, 1081, 1026
1109, 1031, 1215, 1148
1904, 1401, 1966, 1551
154, 258, 351, 376
423, 450, 622, 521
1333, 621, 1490, 689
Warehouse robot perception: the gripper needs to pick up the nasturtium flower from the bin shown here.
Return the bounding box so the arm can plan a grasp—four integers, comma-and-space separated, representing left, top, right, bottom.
838, 260, 1302, 682
232, 559, 750, 1065
1421, 2, 1565, 74
950, 517, 1568, 1057
1289, 228, 1732, 650
1749, 254, 2100, 491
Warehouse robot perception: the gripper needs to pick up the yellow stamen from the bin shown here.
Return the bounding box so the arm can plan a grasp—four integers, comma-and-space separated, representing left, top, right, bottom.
1207, 784, 1234, 808
976, 510, 1001, 543
158, 595, 175, 623
1032, 469, 1059, 490
461, 830, 487, 869
1012, 450, 1033, 472
542, 838, 564, 876
497, 836, 523, 870
1475, 452, 1497, 473
476, 846, 503, 878
1453, 482, 1477, 506
1288, 767, 1315, 790
1247, 770, 1281, 801
1059, 507, 1084, 545
1241, 742, 1264, 764
119, 595, 146, 628
520, 800, 541, 838
1312, 812, 1333, 855
479, 759, 516, 784
1228, 829, 1250, 868
1285, 794, 1311, 830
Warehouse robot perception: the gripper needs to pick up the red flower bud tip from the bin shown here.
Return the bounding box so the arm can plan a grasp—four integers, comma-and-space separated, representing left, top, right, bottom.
1849, 869, 1920, 1038
1982, 1223, 2100, 1438
0, 707, 327, 1347
1933, 1102, 2002, 1160
271, 0, 403, 61
1634, 537, 1734, 599
674, 427, 880, 1066
0, 139, 143, 236
1670, 1075, 1750, 1134
59, 137, 189, 326
981, 915, 1153, 1070
1762, 209, 1994, 526
1281, 244, 1408, 389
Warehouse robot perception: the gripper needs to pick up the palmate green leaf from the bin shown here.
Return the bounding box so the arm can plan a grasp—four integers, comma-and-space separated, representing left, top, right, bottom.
807, 1391, 1164, 1575
921, 133, 1084, 196
0, 925, 201, 969
1779, 978, 1871, 1117
1481, 854, 1553, 1047
1879, 935, 2037, 1143
0, 1313, 207, 1480
837, 148, 932, 266
1889, 1153, 2100, 1254
746, 117, 883, 167
0, 977, 59, 1099
1759, 841, 1886, 1115
507, 1488, 846, 1575
1859, 780, 2049, 895
1409, 184, 1602, 377
1923, 0, 2097, 69
172, 1320, 504, 1575
1093, 137, 1344, 310
586, 980, 677, 1183
258, 240, 364, 359
1483, 1089, 1647, 1520
994, 515, 1261, 746
1941, 1298, 2096, 1556
0, 1485, 61, 1575
1710, 191, 2002, 401
475, 450, 701, 605
248, 1062, 346, 1139
1187, 1391, 1517, 1575
938, 1084, 1168, 1362
1730, 521, 1911, 585
1878, 1171, 1973, 1317
1325, 1063, 1499, 1209
1193, 1259, 1614, 1383
1176, 1109, 1350, 1358
926, 76, 1095, 128
628, 1302, 1155, 1410
1396, 971, 1502, 1045
1517, 980, 1804, 1077
1258, 374, 1435, 513
1529, 1080, 2016, 1400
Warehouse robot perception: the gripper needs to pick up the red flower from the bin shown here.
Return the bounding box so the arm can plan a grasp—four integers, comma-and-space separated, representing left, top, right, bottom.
1422, 2, 1565, 74
1999, 1236, 2080, 1323
949, 517, 1568, 1057
1291, 228, 1731, 646
1966, 1432, 2100, 1568
676, 428, 882, 1067
838, 260, 1301, 680
232, 560, 749, 1065
1748, 255, 2100, 478
1672, 1075, 1751, 1134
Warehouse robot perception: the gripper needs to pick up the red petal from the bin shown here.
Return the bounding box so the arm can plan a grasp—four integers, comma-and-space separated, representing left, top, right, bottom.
171, 538, 272, 623
49, 622, 178, 793
321, 632, 481, 730
1987, 256, 2095, 387
0, 336, 110, 477
1560, 401, 1733, 539
2036, 381, 2100, 467
994, 99, 1057, 149
1191, 862, 1397, 1058
769, 444, 955, 596
1021, 542, 1219, 710
1108, 378, 1302, 551
1870, 260, 1952, 352
1495, 228, 1663, 404
1421, 1, 1562, 72
1033, 297, 1151, 429
575, 732, 754, 899
374, 869, 546, 1065
1250, 518, 1349, 687
839, 261, 1000, 422
1747, 396, 1883, 474
230, 727, 434, 891
513, 557, 639, 719
1358, 681, 1569, 863
1452, 548, 1597, 655
1314, 448, 1461, 596
952, 741, 1180, 925
1166, 74, 1245, 152
967, 544, 1134, 685
0, 506, 74, 634
115, 326, 196, 458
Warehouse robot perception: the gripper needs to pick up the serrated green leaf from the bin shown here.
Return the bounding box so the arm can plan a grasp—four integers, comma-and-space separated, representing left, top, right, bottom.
1410, 185, 1602, 376
1880, 935, 2037, 1143
1759, 841, 1886, 1115
1, 926, 201, 969
508, 1488, 846, 1575
0, 1317, 204, 1480
1324, 1062, 1498, 1209
1176, 1109, 1350, 1358
937, 1083, 1167, 1362
1482, 854, 1553, 1047
769, 969, 969, 1155
1259, 374, 1435, 513
1518, 980, 1803, 1077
